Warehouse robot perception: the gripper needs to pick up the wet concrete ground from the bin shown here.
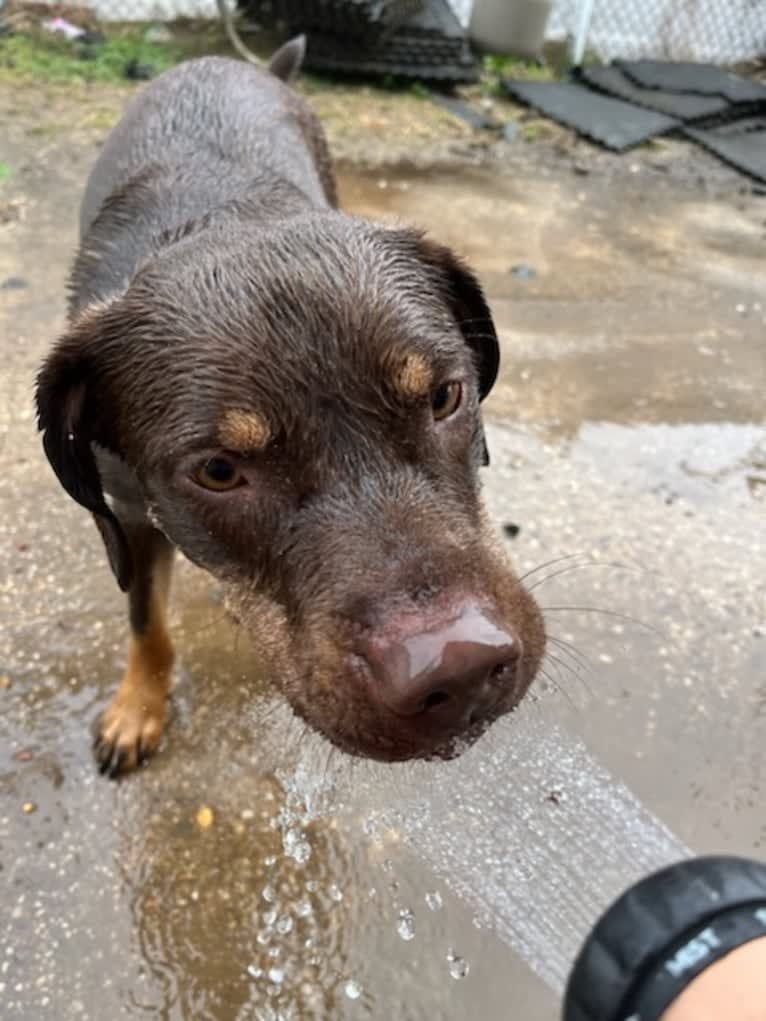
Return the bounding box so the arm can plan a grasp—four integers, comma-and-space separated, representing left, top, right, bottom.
1, 93, 765, 1020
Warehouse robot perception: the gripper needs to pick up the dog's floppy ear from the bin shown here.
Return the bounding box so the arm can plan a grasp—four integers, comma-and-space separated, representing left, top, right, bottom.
409, 235, 500, 403
409, 235, 499, 466
36, 304, 133, 591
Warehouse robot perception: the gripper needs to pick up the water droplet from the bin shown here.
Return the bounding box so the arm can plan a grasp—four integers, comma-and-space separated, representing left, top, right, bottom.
268, 967, 285, 984
363, 815, 379, 837
290, 841, 312, 864
256, 929, 271, 945
344, 979, 362, 1001
328, 884, 344, 902
425, 890, 443, 911
246, 964, 262, 980
264, 909, 277, 927
397, 908, 415, 941
447, 950, 470, 979
306, 880, 319, 893
264, 854, 277, 867
296, 898, 312, 917
262, 884, 277, 904
381, 858, 394, 874
276, 914, 293, 935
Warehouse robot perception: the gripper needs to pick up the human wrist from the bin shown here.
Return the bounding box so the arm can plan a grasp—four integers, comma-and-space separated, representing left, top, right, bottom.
661, 934, 766, 1021
563, 856, 766, 1021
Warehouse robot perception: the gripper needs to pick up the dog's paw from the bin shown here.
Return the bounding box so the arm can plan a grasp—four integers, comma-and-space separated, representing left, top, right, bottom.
92, 691, 167, 778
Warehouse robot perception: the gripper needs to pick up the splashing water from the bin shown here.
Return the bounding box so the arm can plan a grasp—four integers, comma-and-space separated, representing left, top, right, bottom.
364, 706, 690, 991
266, 700, 690, 995
343, 979, 363, 1001
447, 950, 470, 980
396, 908, 416, 942
425, 891, 443, 912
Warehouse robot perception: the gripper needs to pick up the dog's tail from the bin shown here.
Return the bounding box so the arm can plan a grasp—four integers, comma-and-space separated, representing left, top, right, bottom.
268, 35, 307, 82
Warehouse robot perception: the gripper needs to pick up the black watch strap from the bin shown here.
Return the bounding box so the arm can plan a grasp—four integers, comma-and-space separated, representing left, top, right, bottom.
562, 855, 766, 1021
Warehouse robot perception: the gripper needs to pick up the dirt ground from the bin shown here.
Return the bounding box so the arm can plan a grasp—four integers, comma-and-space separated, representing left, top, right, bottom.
1, 70, 765, 1021
2, 65, 763, 179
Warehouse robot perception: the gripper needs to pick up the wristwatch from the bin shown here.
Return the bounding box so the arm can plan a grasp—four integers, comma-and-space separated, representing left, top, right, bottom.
563, 855, 766, 1021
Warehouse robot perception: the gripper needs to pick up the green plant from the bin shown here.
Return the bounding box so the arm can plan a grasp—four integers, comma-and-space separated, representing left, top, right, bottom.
0, 26, 182, 83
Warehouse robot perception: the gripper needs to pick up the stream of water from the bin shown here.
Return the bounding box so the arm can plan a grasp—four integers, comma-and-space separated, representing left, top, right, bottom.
275, 700, 691, 996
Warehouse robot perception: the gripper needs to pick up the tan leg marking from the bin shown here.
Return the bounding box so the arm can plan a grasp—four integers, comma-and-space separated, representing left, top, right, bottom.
93, 555, 174, 776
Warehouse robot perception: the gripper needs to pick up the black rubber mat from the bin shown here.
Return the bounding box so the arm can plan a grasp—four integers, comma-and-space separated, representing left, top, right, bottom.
503, 80, 677, 151
242, 0, 422, 42
304, 39, 479, 82
617, 60, 766, 105
303, 0, 479, 82
684, 118, 766, 183
577, 64, 729, 121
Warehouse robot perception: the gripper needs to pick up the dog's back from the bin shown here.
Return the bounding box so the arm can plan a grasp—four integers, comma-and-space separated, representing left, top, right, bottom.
72, 45, 336, 315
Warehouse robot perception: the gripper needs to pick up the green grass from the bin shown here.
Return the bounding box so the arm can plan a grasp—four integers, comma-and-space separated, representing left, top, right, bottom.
0, 21, 563, 101
0, 26, 184, 83
482, 53, 555, 81
0, 161, 12, 183
478, 52, 558, 97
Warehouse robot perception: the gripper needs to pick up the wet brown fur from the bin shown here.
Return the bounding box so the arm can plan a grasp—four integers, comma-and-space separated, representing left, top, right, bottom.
35, 45, 545, 775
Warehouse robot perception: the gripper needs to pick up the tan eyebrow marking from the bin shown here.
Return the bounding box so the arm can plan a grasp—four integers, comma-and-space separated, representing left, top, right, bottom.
218, 409, 272, 452
395, 353, 433, 398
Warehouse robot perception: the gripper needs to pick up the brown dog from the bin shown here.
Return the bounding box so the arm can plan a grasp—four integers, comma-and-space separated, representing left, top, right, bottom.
35, 39, 545, 776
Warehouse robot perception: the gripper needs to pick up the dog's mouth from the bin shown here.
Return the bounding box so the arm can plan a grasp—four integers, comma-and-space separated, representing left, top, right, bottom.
223, 579, 545, 763
286, 679, 520, 764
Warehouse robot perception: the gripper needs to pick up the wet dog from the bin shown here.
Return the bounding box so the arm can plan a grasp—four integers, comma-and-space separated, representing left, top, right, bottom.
36, 39, 545, 776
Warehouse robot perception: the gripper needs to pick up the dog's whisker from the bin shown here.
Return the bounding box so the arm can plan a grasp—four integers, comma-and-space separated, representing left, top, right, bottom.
527, 558, 644, 593
546, 633, 597, 679
539, 662, 577, 710
517, 551, 590, 584
544, 644, 588, 685
290, 720, 311, 757
541, 605, 663, 637
320, 742, 337, 793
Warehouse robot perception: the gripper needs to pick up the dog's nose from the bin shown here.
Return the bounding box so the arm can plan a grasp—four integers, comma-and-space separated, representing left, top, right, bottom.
362, 604, 521, 728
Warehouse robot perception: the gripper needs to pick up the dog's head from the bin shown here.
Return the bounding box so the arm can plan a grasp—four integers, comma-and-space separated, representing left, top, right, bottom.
37, 213, 545, 761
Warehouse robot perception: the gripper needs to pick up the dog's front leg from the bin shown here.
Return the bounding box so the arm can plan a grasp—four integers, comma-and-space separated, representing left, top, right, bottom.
93, 523, 175, 777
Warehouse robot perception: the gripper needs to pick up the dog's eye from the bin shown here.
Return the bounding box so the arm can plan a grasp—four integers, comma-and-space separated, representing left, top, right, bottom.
194, 456, 245, 492
431, 381, 462, 421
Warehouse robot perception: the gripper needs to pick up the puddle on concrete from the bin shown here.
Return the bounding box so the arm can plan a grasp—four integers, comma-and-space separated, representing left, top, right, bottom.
339, 168, 766, 433
1, 162, 765, 1019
